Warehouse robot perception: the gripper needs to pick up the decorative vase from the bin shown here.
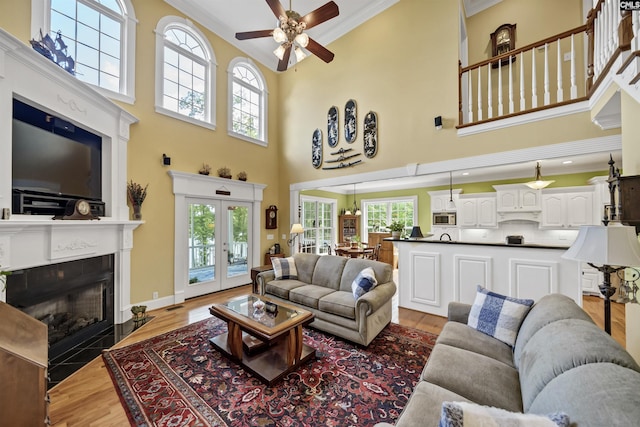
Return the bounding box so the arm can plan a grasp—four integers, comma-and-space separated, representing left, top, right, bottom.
133, 204, 142, 220
391, 231, 401, 239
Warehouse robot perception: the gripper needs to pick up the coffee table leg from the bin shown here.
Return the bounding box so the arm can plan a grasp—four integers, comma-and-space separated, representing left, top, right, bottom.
286, 324, 304, 366
227, 321, 243, 360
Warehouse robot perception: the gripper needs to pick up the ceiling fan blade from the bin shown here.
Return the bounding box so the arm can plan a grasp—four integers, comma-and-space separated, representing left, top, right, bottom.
235, 29, 274, 40
306, 38, 335, 63
277, 45, 292, 71
300, 1, 339, 30
266, 0, 287, 18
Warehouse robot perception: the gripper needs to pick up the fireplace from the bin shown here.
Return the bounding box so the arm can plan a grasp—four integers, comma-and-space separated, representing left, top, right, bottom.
6, 255, 114, 360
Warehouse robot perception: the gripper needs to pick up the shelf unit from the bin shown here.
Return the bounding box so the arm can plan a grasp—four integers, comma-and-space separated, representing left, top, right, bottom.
339, 215, 360, 243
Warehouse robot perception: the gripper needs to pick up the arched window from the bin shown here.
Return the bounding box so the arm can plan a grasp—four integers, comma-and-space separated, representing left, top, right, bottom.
32, 0, 137, 103
228, 58, 268, 145
155, 17, 216, 129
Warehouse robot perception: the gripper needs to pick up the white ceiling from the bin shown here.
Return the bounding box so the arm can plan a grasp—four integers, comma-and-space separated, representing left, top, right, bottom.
164, 0, 400, 72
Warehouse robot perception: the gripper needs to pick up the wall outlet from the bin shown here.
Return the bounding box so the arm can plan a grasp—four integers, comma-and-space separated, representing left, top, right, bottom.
564, 52, 571, 62
267, 234, 274, 240
282, 234, 286, 240
153, 291, 159, 299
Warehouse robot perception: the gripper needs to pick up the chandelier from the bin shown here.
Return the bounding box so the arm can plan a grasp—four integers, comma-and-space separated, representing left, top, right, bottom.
525, 162, 555, 190
272, 7, 310, 62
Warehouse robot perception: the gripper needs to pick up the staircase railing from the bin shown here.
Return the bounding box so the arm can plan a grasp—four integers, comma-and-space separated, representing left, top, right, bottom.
458, 0, 635, 128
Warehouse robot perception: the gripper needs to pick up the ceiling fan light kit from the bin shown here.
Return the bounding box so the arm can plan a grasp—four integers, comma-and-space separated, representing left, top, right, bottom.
235, 0, 339, 71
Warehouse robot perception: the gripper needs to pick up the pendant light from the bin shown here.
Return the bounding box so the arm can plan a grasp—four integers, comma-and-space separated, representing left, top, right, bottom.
525, 162, 555, 189
446, 171, 456, 210
353, 183, 361, 216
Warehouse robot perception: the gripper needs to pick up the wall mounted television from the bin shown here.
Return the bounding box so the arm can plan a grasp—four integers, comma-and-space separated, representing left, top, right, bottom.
12, 98, 103, 212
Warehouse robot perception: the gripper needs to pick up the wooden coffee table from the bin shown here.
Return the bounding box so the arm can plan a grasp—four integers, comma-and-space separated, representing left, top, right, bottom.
208, 294, 316, 385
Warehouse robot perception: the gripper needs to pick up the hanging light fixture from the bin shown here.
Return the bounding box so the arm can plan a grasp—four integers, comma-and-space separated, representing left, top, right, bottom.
352, 183, 361, 216
525, 162, 555, 189
271, 0, 309, 65
447, 171, 456, 210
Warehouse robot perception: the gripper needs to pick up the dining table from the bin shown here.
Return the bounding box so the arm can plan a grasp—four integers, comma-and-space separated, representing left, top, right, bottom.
335, 246, 374, 258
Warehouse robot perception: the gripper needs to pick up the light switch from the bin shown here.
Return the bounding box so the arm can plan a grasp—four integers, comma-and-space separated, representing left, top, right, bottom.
267, 234, 274, 240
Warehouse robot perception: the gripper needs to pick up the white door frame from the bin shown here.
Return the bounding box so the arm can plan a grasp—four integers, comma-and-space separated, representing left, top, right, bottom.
169, 171, 265, 304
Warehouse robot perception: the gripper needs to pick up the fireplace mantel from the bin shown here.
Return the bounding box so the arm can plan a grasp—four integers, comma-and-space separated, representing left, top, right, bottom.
0, 28, 139, 324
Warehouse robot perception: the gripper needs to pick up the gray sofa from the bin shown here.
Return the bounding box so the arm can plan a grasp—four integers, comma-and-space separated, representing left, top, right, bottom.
256, 253, 397, 346
378, 293, 640, 427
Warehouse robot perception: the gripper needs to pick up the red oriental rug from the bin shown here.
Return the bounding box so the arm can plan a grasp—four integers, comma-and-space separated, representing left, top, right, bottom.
102, 317, 437, 427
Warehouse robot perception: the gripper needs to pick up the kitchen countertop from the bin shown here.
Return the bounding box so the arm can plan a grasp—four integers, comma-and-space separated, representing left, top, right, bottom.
384, 238, 570, 250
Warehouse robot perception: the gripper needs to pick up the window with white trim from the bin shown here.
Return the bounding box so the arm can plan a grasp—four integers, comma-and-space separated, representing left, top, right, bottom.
34, 0, 137, 103
155, 17, 216, 129
300, 196, 337, 255
228, 58, 268, 145
362, 197, 417, 241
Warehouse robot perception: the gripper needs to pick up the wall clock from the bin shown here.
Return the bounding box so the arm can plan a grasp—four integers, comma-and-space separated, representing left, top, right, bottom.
312, 128, 323, 169
266, 205, 278, 229
344, 99, 357, 143
490, 23, 516, 68
327, 106, 339, 147
363, 111, 378, 158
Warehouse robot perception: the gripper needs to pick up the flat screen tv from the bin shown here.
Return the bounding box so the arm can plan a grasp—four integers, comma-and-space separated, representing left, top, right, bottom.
12, 98, 102, 201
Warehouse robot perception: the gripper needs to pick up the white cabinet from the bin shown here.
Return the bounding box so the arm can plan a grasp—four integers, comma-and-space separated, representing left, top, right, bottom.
541, 189, 594, 229
493, 184, 541, 212
428, 189, 461, 212
581, 265, 602, 296
459, 195, 497, 228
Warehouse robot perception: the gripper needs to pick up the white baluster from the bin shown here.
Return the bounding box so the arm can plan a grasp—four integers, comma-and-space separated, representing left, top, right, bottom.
498, 59, 503, 116
477, 66, 483, 121
467, 71, 473, 123
531, 48, 538, 108
557, 39, 564, 102
487, 63, 493, 118
570, 34, 577, 99
520, 51, 525, 111
544, 43, 550, 105
508, 55, 514, 114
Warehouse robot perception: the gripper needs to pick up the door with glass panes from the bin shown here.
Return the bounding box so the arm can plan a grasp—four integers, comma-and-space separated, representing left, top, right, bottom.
300, 197, 336, 254
185, 198, 252, 298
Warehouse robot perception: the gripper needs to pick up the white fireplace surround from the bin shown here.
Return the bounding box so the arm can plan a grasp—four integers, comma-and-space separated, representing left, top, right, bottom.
0, 29, 139, 324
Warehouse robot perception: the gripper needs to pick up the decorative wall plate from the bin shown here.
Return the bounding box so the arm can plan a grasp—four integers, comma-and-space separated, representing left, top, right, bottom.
344, 99, 357, 143
327, 106, 339, 148
363, 111, 378, 158
312, 128, 323, 169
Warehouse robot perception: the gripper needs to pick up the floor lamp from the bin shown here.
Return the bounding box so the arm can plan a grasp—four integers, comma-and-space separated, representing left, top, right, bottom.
562, 223, 640, 334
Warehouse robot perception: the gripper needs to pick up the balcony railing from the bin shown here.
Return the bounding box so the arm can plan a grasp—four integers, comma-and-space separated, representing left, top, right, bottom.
459, 0, 637, 128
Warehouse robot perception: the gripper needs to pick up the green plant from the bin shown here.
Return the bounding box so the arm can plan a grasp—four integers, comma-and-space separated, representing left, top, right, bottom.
388, 221, 405, 232
127, 180, 148, 206
0, 266, 11, 292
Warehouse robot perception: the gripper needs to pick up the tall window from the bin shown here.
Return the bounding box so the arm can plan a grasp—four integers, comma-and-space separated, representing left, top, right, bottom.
35, 0, 137, 102
228, 58, 268, 146
155, 17, 216, 129
363, 197, 417, 240
300, 196, 336, 255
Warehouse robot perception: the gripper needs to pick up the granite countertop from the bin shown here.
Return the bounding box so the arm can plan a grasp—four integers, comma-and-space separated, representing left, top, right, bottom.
384, 238, 570, 250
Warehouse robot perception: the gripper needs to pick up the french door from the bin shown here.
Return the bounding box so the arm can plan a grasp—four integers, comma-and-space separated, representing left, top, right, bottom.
185, 198, 252, 298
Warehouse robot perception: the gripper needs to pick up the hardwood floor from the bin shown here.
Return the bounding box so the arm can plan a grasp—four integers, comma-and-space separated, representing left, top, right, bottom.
48, 287, 623, 426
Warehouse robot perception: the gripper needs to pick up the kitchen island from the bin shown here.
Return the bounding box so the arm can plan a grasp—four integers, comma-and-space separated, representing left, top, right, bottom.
389, 239, 581, 317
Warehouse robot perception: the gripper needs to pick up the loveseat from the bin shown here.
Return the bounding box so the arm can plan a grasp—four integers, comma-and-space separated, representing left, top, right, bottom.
377, 293, 640, 427
256, 253, 396, 346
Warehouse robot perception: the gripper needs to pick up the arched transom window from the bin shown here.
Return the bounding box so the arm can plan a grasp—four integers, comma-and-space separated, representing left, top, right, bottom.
228, 58, 268, 145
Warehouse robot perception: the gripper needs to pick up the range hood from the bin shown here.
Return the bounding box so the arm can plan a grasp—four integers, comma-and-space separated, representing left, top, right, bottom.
496, 211, 541, 223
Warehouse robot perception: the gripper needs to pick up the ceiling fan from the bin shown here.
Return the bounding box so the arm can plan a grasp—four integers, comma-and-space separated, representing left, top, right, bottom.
235, 0, 339, 71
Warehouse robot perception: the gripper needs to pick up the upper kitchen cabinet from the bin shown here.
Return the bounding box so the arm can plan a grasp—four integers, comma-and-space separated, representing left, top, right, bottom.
458, 194, 497, 228
493, 184, 541, 212
428, 189, 462, 212
540, 187, 595, 229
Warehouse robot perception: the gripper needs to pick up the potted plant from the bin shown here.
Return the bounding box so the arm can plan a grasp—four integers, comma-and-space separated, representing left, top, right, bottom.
237, 171, 247, 181
127, 180, 148, 220
388, 221, 405, 239
199, 163, 211, 175
217, 166, 232, 179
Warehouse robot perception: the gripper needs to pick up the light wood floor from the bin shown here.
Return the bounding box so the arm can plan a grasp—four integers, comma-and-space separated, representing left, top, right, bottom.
48, 287, 623, 426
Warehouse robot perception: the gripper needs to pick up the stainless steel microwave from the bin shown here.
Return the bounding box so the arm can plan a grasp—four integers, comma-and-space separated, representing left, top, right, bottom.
433, 212, 456, 225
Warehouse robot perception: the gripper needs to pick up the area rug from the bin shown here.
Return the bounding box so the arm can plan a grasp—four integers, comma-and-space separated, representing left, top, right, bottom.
103, 317, 437, 427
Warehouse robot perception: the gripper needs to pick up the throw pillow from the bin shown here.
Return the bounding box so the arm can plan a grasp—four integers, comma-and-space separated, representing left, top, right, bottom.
467, 285, 534, 347
439, 401, 570, 427
271, 257, 298, 280
351, 267, 378, 299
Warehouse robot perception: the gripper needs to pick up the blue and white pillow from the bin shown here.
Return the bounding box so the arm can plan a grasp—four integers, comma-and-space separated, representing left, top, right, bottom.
467, 286, 534, 347
272, 257, 298, 280
439, 401, 570, 427
351, 267, 378, 299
